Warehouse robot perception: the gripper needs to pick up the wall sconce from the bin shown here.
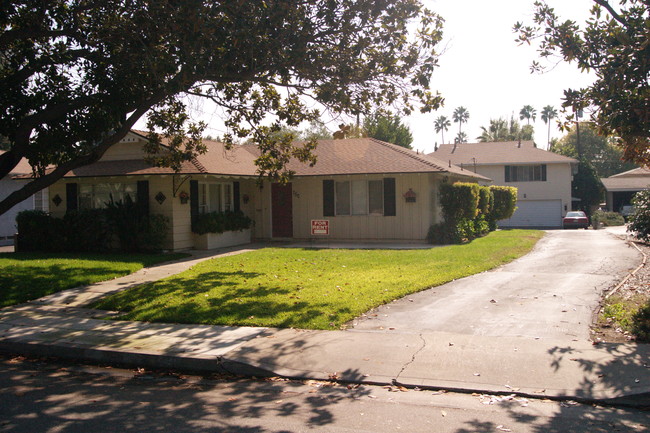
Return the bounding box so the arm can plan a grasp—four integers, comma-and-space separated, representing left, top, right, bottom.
242, 194, 250, 204
178, 191, 189, 204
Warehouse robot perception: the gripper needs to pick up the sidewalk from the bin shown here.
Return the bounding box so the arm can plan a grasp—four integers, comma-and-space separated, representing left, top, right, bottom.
1, 241, 649, 407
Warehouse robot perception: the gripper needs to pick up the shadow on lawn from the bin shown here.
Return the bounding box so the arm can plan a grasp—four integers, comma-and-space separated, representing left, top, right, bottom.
92, 270, 352, 330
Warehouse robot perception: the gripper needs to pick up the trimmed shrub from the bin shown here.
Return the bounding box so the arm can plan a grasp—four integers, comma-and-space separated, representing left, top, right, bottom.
628, 190, 650, 242
591, 210, 625, 228
430, 182, 487, 244
15, 210, 64, 252
192, 210, 253, 235
104, 196, 169, 252
439, 182, 480, 221
62, 209, 111, 252
489, 185, 518, 222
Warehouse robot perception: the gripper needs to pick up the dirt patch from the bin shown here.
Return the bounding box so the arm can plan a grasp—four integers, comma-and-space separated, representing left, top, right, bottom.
591, 236, 650, 343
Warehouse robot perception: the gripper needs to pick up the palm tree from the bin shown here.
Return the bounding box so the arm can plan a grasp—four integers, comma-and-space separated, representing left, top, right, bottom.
541, 105, 558, 150
434, 115, 451, 144
452, 106, 470, 135
519, 105, 537, 124
477, 118, 508, 142
455, 131, 468, 144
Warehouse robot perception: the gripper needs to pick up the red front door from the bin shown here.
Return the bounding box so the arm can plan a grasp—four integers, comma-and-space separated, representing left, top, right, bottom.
271, 183, 293, 238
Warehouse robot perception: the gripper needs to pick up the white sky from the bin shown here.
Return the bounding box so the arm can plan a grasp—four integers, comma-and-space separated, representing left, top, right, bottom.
136, 0, 598, 153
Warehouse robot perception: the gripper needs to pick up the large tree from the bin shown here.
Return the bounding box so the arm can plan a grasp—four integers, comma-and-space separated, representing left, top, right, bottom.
552, 122, 636, 178
519, 105, 537, 125
0, 0, 444, 216
452, 106, 469, 135
515, 0, 650, 165
363, 111, 414, 149
434, 115, 450, 146
477, 116, 534, 142
541, 105, 558, 150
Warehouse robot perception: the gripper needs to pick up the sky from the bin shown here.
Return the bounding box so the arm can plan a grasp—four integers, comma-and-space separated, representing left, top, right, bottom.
136, 0, 598, 153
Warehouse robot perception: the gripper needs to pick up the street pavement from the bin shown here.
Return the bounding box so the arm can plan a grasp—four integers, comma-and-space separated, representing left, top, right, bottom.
1, 228, 649, 406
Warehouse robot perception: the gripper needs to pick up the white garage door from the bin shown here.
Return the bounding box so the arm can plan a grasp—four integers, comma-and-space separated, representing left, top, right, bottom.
499, 199, 562, 228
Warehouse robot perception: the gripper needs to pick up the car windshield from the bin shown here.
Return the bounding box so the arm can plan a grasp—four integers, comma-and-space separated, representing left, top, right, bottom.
566, 212, 586, 217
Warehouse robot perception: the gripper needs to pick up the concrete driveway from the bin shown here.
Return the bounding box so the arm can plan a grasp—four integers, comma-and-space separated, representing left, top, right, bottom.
350, 229, 640, 341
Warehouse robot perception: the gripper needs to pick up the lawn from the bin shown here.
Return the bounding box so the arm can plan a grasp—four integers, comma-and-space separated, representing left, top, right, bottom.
92, 230, 543, 329
0, 252, 188, 307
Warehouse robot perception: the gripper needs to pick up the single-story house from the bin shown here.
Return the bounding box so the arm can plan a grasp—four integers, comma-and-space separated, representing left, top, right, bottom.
432, 141, 578, 228
0, 151, 48, 246
601, 167, 650, 212
26, 131, 488, 251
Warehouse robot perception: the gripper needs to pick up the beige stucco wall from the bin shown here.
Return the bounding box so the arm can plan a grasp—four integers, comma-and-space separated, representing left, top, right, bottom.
255, 173, 447, 242
473, 163, 573, 216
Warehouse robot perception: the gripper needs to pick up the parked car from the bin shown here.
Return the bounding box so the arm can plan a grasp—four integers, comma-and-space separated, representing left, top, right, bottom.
563, 211, 589, 229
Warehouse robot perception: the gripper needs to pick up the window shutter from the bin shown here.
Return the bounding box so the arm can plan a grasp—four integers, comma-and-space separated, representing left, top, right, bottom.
505, 166, 511, 182
137, 180, 149, 215
190, 180, 199, 228
541, 164, 547, 181
383, 178, 396, 216
323, 180, 335, 216
233, 181, 241, 212
66, 183, 78, 211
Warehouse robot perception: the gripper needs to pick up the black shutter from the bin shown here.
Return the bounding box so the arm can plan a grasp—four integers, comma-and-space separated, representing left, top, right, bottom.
137, 180, 149, 215
190, 180, 199, 229
505, 166, 511, 182
323, 180, 335, 216
66, 183, 78, 211
233, 181, 241, 212
541, 164, 547, 181
383, 178, 396, 216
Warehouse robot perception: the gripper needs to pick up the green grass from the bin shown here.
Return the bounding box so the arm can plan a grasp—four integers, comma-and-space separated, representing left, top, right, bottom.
0, 252, 188, 307
92, 230, 543, 329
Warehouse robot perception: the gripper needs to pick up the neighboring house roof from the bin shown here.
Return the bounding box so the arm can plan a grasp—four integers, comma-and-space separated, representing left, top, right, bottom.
15, 134, 489, 181
432, 141, 578, 166
601, 167, 650, 191
0, 150, 33, 176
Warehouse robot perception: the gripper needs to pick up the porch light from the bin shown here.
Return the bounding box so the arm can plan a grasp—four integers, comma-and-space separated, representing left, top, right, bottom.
403, 188, 417, 203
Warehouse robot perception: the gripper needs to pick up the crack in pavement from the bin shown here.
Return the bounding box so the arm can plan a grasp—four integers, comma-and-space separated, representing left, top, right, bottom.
393, 333, 427, 385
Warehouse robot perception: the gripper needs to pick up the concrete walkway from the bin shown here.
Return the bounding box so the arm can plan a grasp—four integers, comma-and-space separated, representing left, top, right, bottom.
1, 232, 649, 407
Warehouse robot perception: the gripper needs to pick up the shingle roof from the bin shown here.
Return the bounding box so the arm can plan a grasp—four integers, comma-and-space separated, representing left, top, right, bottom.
0, 150, 33, 175
13, 135, 489, 181
432, 141, 578, 165
254, 138, 489, 180
601, 167, 650, 191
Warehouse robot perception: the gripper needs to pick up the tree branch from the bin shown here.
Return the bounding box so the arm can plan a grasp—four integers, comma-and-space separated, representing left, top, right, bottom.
593, 0, 627, 26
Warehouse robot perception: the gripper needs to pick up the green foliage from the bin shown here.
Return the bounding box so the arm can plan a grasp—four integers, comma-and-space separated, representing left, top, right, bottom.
516, 1, 650, 165
489, 186, 518, 222
432, 182, 492, 244
192, 210, 253, 235
519, 105, 537, 124
434, 116, 451, 145
452, 107, 470, 135
363, 111, 414, 149
572, 160, 603, 214
628, 190, 650, 243
541, 105, 558, 149
15, 210, 64, 252
477, 116, 534, 142
104, 196, 169, 252
62, 209, 111, 252
552, 122, 636, 178
92, 230, 543, 329
631, 301, 650, 342
0, 252, 187, 308
0, 0, 446, 216
591, 210, 625, 228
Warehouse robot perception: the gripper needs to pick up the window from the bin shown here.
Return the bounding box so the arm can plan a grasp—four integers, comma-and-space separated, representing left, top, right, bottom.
199, 182, 233, 213
334, 180, 384, 216
78, 183, 136, 209
505, 165, 547, 182
33, 189, 49, 212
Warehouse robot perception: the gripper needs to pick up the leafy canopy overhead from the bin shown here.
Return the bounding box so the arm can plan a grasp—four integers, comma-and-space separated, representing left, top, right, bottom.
0, 0, 444, 216
515, 0, 650, 164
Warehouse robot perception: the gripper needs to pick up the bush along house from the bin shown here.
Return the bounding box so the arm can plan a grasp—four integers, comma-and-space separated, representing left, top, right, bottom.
18, 131, 489, 251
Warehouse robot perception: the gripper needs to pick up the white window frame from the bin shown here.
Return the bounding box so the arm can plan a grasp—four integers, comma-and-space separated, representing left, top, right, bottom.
199, 182, 233, 214
78, 182, 137, 209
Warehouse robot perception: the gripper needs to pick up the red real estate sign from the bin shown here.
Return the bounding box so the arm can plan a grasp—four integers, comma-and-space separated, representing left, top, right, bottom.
311, 219, 329, 235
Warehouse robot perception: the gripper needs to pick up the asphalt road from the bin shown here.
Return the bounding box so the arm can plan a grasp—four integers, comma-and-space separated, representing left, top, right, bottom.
351, 229, 640, 340
1, 355, 648, 433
